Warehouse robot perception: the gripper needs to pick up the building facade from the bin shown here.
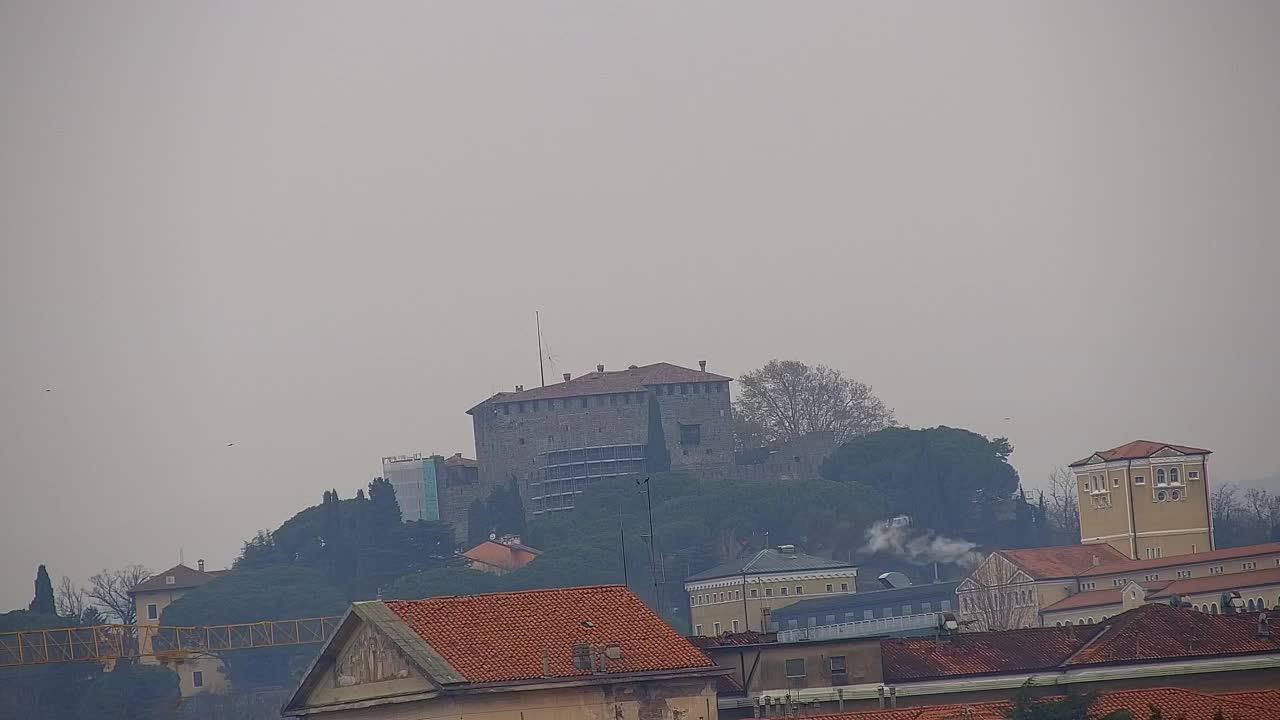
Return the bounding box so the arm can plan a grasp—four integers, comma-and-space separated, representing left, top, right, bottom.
685, 546, 858, 636
283, 585, 728, 720
1070, 440, 1213, 560
130, 562, 229, 696
381, 452, 480, 537
467, 362, 734, 515
769, 581, 959, 634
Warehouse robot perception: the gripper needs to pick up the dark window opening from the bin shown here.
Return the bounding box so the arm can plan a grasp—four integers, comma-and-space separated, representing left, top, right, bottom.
680, 423, 702, 446
785, 658, 806, 678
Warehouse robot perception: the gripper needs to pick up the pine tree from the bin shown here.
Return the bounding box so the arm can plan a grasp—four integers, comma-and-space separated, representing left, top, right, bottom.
29, 564, 55, 615
368, 477, 402, 528
466, 499, 490, 547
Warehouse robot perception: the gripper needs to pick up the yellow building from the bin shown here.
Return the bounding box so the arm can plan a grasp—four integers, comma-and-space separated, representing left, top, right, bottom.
685, 546, 858, 636
1070, 440, 1213, 560
283, 585, 729, 720
129, 561, 230, 696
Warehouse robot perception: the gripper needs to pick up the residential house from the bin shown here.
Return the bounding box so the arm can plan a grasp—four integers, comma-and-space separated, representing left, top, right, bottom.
686, 546, 858, 636
461, 534, 541, 575
283, 585, 730, 720
129, 561, 229, 696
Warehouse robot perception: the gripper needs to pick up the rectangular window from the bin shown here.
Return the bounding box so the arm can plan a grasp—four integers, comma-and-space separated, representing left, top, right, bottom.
1081, 582, 1096, 590
787, 619, 799, 630
713, 622, 721, 635
1177, 570, 1192, 579
765, 588, 773, 597
785, 659, 806, 678
502, 404, 511, 415
192, 671, 203, 688
1113, 477, 1120, 487
1134, 475, 1145, 485
863, 609, 874, 620
1244, 561, 1258, 570
902, 605, 912, 615
732, 620, 739, 632
825, 614, 836, 624
680, 384, 688, 395
826, 584, 834, 593
751, 588, 759, 598
580, 398, 588, 409
694, 624, 702, 635
883, 607, 894, 617
795, 586, 803, 595
921, 602, 932, 612
597, 396, 606, 406
780, 587, 788, 596
941, 600, 952, 611
830, 656, 847, 674
1113, 579, 1126, 587
840, 583, 849, 592
147, 603, 158, 620
1211, 565, 1224, 575
1145, 574, 1159, 581
610, 394, 618, 406
679, 423, 702, 446
518, 402, 525, 413
693, 383, 701, 393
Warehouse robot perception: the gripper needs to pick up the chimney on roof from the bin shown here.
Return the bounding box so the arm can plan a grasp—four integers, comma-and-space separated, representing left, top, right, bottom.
699, 360, 707, 372
597, 364, 605, 373
1258, 612, 1272, 639
563, 372, 571, 382
197, 559, 205, 572
1091, 554, 1100, 567
515, 384, 524, 392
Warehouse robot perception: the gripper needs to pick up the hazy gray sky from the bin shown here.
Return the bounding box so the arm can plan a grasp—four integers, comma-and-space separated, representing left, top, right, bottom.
3, 2, 1278, 612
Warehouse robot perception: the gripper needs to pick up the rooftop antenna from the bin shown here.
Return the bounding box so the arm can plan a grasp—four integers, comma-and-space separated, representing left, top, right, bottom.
536, 311, 546, 387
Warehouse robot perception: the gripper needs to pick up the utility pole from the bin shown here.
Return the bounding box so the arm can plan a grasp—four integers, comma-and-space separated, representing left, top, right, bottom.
619, 503, 629, 588
637, 477, 663, 608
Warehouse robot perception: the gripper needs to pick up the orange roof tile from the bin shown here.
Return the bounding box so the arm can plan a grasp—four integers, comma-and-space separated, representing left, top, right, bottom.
462, 540, 541, 573
881, 625, 1102, 681
1069, 440, 1211, 467
1064, 604, 1280, 666
1040, 588, 1125, 612
1147, 565, 1280, 598
1083, 541, 1280, 577
1222, 690, 1280, 709
809, 687, 1280, 720
1000, 544, 1129, 579
383, 585, 714, 684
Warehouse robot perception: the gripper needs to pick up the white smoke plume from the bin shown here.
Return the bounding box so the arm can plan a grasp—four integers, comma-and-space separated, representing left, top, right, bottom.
862, 518, 982, 569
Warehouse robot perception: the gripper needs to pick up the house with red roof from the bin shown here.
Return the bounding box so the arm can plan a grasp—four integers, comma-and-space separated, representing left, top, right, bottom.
462, 534, 542, 575
283, 585, 729, 719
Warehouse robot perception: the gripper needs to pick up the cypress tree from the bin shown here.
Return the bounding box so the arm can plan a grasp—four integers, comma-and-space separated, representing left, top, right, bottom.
29, 564, 55, 615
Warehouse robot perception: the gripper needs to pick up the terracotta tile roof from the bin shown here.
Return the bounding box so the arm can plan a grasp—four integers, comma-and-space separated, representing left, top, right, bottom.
881, 625, 1103, 681
1223, 690, 1280, 709
382, 585, 714, 684
809, 688, 1280, 720
1083, 541, 1280, 577
1069, 440, 1212, 467
461, 540, 541, 573
999, 544, 1129, 579
467, 362, 731, 412
129, 564, 222, 594
1064, 603, 1280, 666
1147, 565, 1280, 599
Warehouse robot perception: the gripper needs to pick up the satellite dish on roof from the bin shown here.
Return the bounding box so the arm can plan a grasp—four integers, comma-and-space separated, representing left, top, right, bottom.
878, 571, 911, 589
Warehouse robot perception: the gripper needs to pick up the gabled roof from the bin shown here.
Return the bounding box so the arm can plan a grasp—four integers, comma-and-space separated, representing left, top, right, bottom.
1083, 541, 1280, 577
1064, 603, 1280, 666
1069, 440, 1212, 467
467, 362, 731, 412
997, 544, 1129, 579
881, 625, 1102, 681
807, 687, 1280, 720
883, 604, 1280, 681
461, 540, 542, 573
1147, 565, 1280, 599
129, 564, 225, 594
685, 548, 855, 583
383, 585, 715, 683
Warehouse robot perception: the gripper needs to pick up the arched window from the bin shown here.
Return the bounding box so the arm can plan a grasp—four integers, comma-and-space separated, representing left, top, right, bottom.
1065, 620, 1073, 626
1156, 469, 1166, 485
1211, 603, 1219, 614
1087, 617, 1095, 624
1055, 621, 1063, 627
1169, 467, 1180, 484
1248, 599, 1257, 612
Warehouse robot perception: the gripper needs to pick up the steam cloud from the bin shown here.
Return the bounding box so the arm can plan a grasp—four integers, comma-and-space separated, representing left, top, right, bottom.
863, 519, 982, 569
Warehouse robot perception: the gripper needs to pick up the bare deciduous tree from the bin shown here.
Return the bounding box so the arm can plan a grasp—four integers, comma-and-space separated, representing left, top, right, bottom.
957, 552, 1039, 632
735, 359, 894, 446
55, 576, 88, 619
1042, 467, 1080, 543
87, 565, 150, 625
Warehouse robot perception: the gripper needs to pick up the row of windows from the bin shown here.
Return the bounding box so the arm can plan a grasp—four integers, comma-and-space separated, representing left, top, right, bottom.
783, 656, 846, 679
781, 600, 954, 629
654, 382, 727, 397
960, 590, 1033, 614
1084, 467, 1200, 491
500, 392, 649, 415
693, 619, 742, 635
690, 582, 851, 606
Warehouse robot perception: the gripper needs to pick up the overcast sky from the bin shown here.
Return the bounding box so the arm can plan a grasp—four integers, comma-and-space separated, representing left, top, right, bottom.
2, 2, 1278, 612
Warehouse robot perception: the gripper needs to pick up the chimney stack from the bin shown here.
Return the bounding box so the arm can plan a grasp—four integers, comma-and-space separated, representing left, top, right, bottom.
563, 372, 571, 382
515, 384, 524, 392
198, 559, 205, 572
597, 364, 605, 373
699, 360, 707, 372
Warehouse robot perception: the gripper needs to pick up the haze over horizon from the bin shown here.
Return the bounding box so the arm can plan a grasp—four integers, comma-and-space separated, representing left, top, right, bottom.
3, 2, 1279, 612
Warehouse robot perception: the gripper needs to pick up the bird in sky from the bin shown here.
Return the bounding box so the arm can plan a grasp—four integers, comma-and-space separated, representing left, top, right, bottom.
226, 442, 236, 447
